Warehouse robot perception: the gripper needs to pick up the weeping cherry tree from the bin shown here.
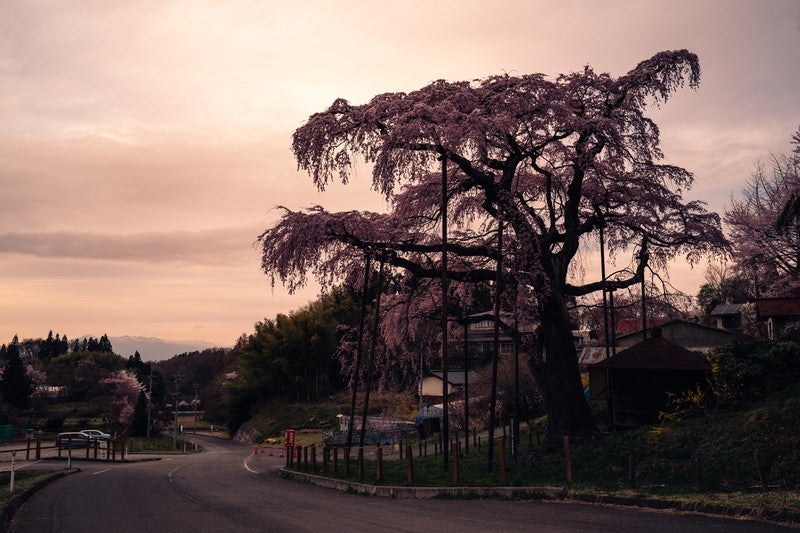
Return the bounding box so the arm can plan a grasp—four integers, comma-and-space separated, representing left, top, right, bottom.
258, 50, 727, 446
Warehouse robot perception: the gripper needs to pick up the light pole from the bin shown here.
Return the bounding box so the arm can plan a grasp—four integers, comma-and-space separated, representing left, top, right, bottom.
347, 250, 372, 452
171, 374, 181, 450
193, 384, 199, 435
440, 154, 450, 472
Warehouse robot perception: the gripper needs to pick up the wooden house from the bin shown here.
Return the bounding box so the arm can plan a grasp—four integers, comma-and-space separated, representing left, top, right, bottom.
615, 319, 743, 353
756, 297, 800, 340
579, 318, 742, 369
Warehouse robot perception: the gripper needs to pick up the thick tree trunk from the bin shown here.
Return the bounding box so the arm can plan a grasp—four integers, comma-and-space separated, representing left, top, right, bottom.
532, 293, 596, 448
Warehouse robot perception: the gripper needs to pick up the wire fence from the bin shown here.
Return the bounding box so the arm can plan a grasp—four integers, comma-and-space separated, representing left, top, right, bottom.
282, 429, 799, 493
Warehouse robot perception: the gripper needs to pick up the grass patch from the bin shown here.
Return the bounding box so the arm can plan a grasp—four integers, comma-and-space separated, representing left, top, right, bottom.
127, 435, 198, 453
279, 387, 800, 515
0, 469, 64, 507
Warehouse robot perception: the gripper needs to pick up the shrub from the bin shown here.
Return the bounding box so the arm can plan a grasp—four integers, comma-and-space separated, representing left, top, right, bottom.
708, 339, 800, 406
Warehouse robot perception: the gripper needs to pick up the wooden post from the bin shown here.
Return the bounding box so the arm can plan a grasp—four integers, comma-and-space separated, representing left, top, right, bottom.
376, 444, 383, 483
628, 452, 636, 488
399, 439, 404, 460
358, 446, 364, 481
333, 446, 339, 476
563, 436, 572, 486
304, 445, 309, 472
312, 445, 317, 474
345, 446, 351, 477
406, 444, 414, 485
498, 436, 507, 485
473, 428, 477, 448
323, 444, 328, 474
26, 439, 30, 461
477, 435, 481, 453
452, 441, 459, 485
755, 449, 767, 490
418, 441, 422, 458
35, 438, 41, 460
695, 453, 703, 492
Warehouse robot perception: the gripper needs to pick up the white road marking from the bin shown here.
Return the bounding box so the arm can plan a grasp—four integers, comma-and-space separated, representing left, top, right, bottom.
93, 469, 110, 475
243, 456, 258, 473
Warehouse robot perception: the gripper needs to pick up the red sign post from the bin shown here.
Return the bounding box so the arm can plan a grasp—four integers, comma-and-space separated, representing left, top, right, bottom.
285, 429, 295, 447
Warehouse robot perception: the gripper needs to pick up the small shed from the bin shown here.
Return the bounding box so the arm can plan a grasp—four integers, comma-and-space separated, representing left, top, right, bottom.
588, 327, 710, 428
709, 303, 745, 331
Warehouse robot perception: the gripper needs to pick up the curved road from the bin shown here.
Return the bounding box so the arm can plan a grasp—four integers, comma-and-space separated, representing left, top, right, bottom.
10, 436, 793, 532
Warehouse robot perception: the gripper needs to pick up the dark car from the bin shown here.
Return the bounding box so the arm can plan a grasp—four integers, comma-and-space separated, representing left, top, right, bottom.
56, 432, 90, 449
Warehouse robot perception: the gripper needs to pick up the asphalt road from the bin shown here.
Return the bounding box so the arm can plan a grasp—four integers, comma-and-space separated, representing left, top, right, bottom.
8, 435, 795, 532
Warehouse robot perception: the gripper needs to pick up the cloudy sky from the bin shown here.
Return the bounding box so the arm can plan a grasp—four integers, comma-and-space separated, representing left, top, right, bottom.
1, 0, 799, 349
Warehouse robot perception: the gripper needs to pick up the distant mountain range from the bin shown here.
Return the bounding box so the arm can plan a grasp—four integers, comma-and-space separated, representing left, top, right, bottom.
82, 335, 223, 362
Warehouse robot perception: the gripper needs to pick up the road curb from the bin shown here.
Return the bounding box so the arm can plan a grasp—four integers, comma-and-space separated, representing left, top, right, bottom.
40, 456, 162, 464
281, 469, 800, 525
567, 492, 800, 525
280, 468, 565, 500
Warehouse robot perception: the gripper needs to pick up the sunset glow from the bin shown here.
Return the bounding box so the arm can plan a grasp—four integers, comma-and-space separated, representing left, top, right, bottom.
2, 0, 799, 348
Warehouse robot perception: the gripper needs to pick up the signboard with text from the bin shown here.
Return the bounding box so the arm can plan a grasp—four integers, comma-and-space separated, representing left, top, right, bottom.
284, 429, 295, 447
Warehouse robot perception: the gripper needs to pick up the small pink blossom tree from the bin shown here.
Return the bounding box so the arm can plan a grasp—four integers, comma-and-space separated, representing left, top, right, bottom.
98, 370, 142, 426
260, 51, 727, 446
25, 364, 47, 396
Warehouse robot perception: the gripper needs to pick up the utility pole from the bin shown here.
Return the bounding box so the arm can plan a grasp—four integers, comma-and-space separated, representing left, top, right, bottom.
146, 371, 153, 439
171, 374, 182, 450
193, 384, 199, 435
440, 155, 450, 472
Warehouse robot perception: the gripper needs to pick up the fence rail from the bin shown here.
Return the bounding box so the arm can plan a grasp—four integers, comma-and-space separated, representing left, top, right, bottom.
0, 437, 128, 464
281, 428, 798, 492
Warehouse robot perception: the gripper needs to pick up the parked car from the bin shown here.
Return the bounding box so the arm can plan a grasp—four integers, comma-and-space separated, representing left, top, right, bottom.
56, 432, 90, 449
80, 429, 111, 441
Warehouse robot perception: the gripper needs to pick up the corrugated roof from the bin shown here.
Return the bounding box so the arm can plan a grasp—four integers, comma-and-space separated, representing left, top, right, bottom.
614, 318, 739, 342
590, 327, 709, 371
710, 303, 744, 316
756, 297, 800, 317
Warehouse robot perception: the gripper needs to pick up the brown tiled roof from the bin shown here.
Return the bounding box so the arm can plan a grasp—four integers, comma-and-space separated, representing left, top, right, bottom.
756, 298, 800, 318
590, 327, 709, 371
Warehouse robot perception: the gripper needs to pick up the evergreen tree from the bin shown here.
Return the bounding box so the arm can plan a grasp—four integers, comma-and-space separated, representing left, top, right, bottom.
99, 334, 113, 353
0, 336, 33, 409
129, 389, 149, 437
